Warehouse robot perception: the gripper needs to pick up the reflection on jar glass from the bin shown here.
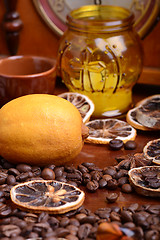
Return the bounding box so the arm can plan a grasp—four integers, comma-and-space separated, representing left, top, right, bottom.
58, 5, 143, 118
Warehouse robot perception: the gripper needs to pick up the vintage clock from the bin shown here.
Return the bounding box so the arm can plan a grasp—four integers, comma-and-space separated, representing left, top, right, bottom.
33, 0, 159, 38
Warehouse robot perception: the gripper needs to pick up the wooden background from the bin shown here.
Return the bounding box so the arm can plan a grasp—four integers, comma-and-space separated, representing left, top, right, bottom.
0, 0, 159, 85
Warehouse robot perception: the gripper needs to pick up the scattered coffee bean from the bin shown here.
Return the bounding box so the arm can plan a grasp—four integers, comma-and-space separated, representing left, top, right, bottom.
124, 140, 137, 150
6, 175, 16, 185
106, 192, 119, 203
107, 179, 118, 190
121, 183, 133, 193
16, 164, 32, 173
86, 180, 99, 192
109, 139, 124, 150
99, 179, 107, 188
41, 168, 55, 180
0, 172, 8, 184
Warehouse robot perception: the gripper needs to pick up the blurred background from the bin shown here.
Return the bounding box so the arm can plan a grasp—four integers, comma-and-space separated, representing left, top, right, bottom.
0, 0, 159, 85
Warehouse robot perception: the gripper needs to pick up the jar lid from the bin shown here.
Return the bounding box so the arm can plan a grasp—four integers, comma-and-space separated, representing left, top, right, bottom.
67, 5, 134, 32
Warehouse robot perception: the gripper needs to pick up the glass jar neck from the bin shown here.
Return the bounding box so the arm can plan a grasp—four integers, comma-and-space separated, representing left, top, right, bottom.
67, 5, 135, 33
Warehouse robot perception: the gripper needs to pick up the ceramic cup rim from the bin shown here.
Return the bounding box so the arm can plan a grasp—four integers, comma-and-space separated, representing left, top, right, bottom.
0, 55, 56, 78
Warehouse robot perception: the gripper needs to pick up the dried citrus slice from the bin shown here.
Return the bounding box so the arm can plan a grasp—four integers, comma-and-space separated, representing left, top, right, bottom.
10, 180, 85, 214
129, 166, 160, 197
58, 92, 95, 123
136, 95, 160, 129
143, 139, 160, 165
85, 119, 136, 144
126, 107, 152, 131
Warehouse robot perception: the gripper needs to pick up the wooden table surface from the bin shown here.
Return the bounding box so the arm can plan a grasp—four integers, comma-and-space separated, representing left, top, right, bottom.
54, 81, 160, 213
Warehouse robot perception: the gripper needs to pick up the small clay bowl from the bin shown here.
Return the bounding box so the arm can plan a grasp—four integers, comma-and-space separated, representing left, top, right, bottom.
0, 55, 57, 107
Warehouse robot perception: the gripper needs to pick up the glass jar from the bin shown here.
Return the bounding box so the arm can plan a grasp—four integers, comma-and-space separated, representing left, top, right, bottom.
58, 5, 143, 118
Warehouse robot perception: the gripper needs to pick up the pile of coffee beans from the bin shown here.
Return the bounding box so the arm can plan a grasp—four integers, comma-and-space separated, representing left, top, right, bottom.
0, 156, 160, 239
135, 168, 160, 189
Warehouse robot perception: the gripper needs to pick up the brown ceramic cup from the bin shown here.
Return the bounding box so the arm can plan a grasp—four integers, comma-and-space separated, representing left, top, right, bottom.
0, 55, 57, 107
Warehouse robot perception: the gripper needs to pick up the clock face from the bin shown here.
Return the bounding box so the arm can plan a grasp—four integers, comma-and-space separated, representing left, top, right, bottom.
33, 0, 159, 38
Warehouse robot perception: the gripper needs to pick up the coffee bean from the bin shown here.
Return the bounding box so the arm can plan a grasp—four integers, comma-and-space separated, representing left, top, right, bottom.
90, 170, 102, 181
75, 213, 87, 221
11, 236, 25, 240
0, 204, 12, 217
60, 217, 70, 227
147, 215, 159, 225
127, 203, 139, 212
16, 172, 29, 182
86, 180, 99, 192
48, 216, 59, 229
82, 162, 95, 168
56, 176, 67, 182
66, 234, 79, 240
0, 172, 8, 184
118, 177, 129, 186
16, 164, 31, 173
27, 232, 39, 238
38, 212, 49, 223
33, 222, 50, 233
121, 183, 133, 193
115, 169, 128, 179
55, 227, 70, 237
145, 230, 160, 240
124, 140, 137, 150
44, 237, 57, 240
3, 161, 14, 169
1, 224, 21, 237
67, 171, 82, 182
99, 179, 107, 188
95, 208, 111, 219
65, 166, 76, 173
15, 220, 27, 229
148, 205, 160, 215
8, 168, 20, 176
66, 224, 78, 235
110, 211, 121, 221
77, 223, 92, 239
107, 179, 118, 190
69, 218, 80, 227
111, 206, 121, 213
32, 166, 41, 176
123, 222, 136, 228
109, 139, 124, 150
24, 213, 38, 223
41, 168, 55, 180
79, 215, 97, 225
54, 167, 64, 178
102, 174, 112, 181
103, 166, 117, 178
116, 159, 131, 170
82, 173, 91, 185
106, 192, 119, 203
46, 164, 55, 170
78, 164, 88, 174
121, 210, 133, 222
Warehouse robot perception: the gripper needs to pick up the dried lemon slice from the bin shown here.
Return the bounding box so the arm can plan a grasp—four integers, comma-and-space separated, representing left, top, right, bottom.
58, 92, 95, 123
129, 166, 160, 197
126, 107, 152, 131
10, 180, 85, 214
136, 95, 160, 129
85, 119, 136, 144
143, 139, 160, 165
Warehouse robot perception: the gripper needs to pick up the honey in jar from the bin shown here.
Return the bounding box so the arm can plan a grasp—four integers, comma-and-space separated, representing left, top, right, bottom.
58, 5, 143, 118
